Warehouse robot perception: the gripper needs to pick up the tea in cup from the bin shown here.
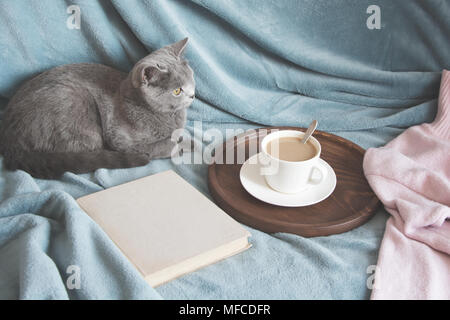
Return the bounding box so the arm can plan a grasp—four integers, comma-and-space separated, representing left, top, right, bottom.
260, 130, 327, 193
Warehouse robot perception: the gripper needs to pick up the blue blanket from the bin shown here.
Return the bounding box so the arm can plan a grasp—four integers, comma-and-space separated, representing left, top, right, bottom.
0, 0, 448, 299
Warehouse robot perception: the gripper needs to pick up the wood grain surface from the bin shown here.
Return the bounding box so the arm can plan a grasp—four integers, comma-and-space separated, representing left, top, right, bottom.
208, 127, 380, 237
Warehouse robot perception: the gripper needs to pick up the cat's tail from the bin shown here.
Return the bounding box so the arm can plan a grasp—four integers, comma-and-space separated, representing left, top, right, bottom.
1, 148, 150, 179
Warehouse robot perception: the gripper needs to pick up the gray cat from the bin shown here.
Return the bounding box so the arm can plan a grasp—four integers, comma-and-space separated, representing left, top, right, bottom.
0, 38, 195, 179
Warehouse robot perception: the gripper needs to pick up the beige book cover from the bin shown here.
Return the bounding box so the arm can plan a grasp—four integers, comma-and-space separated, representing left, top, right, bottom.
76, 170, 251, 287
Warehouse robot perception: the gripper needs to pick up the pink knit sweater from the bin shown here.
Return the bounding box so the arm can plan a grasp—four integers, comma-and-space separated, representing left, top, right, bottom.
363, 70, 450, 299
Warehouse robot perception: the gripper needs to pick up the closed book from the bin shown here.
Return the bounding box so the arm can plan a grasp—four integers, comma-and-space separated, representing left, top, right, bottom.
77, 170, 251, 287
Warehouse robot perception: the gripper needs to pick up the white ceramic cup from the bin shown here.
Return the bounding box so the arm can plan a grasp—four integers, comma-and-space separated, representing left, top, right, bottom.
259, 130, 327, 194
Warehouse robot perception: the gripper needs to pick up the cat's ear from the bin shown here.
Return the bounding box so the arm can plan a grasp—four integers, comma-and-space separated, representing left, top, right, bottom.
131, 63, 167, 88
169, 37, 188, 58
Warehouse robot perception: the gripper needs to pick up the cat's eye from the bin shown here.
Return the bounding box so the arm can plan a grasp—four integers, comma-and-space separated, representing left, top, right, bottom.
173, 88, 182, 96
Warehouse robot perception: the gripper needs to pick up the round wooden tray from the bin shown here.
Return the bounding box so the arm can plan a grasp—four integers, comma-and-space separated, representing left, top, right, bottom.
208, 127, 380, 237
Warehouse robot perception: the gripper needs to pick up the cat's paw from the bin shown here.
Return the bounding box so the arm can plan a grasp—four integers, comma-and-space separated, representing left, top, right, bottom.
136, 153, 152, 165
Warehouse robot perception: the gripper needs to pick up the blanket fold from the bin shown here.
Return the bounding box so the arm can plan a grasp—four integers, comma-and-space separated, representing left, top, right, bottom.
364, 70, 450, 299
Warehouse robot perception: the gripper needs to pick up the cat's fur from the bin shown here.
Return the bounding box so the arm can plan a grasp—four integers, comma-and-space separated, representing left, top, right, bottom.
0, 38, 195, 179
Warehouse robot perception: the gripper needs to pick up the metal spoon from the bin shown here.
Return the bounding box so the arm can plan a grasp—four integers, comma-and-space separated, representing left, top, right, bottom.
301, 120, 318, 144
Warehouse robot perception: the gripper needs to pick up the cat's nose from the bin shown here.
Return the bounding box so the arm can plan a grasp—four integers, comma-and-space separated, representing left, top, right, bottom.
189, 94, 195, 99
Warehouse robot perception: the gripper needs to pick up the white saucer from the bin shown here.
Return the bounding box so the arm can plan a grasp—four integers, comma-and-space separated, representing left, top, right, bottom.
240, 153, 337, 207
